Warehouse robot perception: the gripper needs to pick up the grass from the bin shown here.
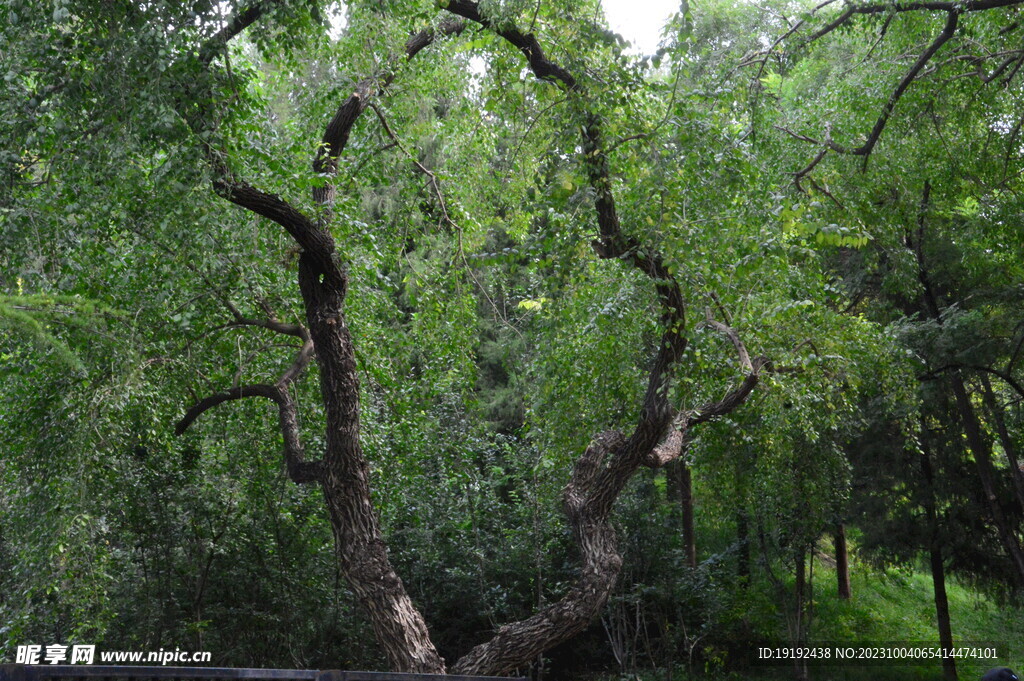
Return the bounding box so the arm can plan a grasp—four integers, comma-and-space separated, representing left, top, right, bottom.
803, 560, 1023, 681
656, 549, 1024, 681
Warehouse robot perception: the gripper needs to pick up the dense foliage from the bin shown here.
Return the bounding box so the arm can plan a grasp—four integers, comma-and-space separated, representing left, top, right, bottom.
2, 0, 1023, 679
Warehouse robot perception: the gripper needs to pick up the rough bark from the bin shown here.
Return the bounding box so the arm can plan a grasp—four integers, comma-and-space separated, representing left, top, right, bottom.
453, 432, 627, 675
297, 253, 445, 672
440, 2, 684, 674
177, 12, 466, 672
180, 1, 763, 673
442, 2, 769, 675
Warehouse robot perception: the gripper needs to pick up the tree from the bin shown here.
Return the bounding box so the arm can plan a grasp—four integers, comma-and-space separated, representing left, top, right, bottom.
749, 1, 1024, 676
2, 0, 784, 673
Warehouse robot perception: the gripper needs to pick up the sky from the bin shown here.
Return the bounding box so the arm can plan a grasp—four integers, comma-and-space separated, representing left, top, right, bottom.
601, 0, 680, 55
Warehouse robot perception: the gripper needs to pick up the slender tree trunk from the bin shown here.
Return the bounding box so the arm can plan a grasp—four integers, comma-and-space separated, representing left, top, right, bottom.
910, 183, 1024, 586
671, 459, 698, 569
950, 375, 1024, 586
979, 375, 1024, 514
793, 549, 808, 681
737, 507, 750, 583
794, 551, 805, 639
920, 433, 957, 681
929, 543, 957, 681
834, 523, 851, 600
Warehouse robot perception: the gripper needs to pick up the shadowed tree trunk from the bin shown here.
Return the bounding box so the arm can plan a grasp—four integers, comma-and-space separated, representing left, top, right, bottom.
793, 549, 808, 681
920, 431, 957, 681
910, 181, 1024, 588
950, 376, 1024, 586
670, 458, 698, 569
737, 507, 750, 582
834, 523, 851, 600
979, 374, 1024, 514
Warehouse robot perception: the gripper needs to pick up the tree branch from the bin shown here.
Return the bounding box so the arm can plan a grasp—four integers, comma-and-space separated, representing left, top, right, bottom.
198, 0, 280, 66
687, 364, 767, 427
785, 11, 960, 168
312, 20, 466, 211
642, 317, 767, 468
921, 364, 1024, 399
740, 0, 844, 78
175, 382, 323, 484
446, 0, 688, 451
210, 175, 342, 284
797, 0, 1022, 47
444, 1, 579, 88
828, 11, 960, 160
175, 383, 282, 435
703, 311, 753, 372
278, 338, 315, 387
222, 298, 309, 338
370, 102, 458, 232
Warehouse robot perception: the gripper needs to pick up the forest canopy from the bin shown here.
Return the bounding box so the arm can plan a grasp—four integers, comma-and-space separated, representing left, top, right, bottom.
2, 0, 1024, 679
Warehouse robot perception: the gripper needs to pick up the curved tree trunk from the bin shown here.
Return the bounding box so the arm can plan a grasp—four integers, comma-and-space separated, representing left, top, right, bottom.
300, 259, 446, 673
453, 432, 627, 675
182, 2, 764, 674
439, 5, 769, 673
178, 17, 467, 673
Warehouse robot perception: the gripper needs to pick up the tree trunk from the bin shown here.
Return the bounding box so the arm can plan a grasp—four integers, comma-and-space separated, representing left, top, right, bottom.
910, 184, 1024, 587
671, 459, 698, 569
929, 542, 957, 681
188, 2, 763, 674
299, 258, 447, 673
792, 549, 808, 681
921, 434, 957, 681
979, 374, 1024, 514
950, 375, 1024, 586
737, 507, 750, 583
834, 523, 851, 600
182, 20, 454, 670
452, 431, 632, 676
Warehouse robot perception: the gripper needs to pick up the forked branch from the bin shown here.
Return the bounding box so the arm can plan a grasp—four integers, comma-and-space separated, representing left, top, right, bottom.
440, 3, 763, 676
781, 9, 959, 179
644, 316, 767, 468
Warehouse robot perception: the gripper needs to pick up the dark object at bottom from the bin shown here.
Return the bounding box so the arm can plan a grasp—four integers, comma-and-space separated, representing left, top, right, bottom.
0, 667, 523, 681
982, 668, 1019, 681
